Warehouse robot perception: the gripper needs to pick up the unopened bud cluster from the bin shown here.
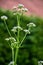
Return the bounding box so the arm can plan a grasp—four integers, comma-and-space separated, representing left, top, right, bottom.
12, 4, 28, 15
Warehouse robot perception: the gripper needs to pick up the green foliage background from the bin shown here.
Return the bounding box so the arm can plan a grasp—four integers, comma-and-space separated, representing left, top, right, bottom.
0, 9, 43, 65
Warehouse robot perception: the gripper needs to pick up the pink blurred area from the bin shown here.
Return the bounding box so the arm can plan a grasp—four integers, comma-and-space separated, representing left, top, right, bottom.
0, 0, 43, 17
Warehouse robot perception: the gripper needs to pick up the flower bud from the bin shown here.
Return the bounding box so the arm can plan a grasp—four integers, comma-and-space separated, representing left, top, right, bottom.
22, 8, 28, 12
18, 4, 24, 9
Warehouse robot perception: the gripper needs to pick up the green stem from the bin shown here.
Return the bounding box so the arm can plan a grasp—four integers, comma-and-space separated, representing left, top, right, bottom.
19, 33, 27, 47
4, 20, 11, 37
12, 48, 14, 65
15, 47, 19, 65
17, 15, 19, 42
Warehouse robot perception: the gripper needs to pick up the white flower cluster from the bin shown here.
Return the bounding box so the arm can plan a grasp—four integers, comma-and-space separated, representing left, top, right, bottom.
11, 26, 23, 32
27, 23, 36, 27
23, 23, 36, 34
5, 37, 16, 42
24, 29, 30, 34
18, 4, 28, 12
13, 4, 28, 15
1, 15, 8, 20
5, 37, 19, 48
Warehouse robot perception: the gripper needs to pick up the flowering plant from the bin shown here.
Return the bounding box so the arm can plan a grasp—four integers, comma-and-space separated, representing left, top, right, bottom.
1, 4, 36, 65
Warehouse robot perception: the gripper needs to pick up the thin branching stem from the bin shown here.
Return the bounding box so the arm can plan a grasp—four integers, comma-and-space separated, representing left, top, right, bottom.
4, 20, 11, 37
19, 33, 27, 47
17, 15, 20, 42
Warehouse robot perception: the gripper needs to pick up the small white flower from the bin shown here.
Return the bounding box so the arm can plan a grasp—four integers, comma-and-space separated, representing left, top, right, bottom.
1, 15, 8, 20
22, 8, 28, 12
24, 8, 28, 12
18, 4, 24, 8
8, 61, 14, 65
9, 37, 16, 41
17, 9, 21, 12
38, 61, 43, 65
24, 29, 30, 34
17, 26, 23, 30
13, 26, 17, 29
27, 23, 36, 27
9, 37, 15, 40
11, 28, 17, 32
39, 61, 43, 63
5, 37, 16, 42
5, 38, 9, 41
11, 26, 23, 32
8, 61, 17, 65
21, 8, 25, 11
11, 27, 17, 32
12, 6, 17, 13
11, 26, 16, 31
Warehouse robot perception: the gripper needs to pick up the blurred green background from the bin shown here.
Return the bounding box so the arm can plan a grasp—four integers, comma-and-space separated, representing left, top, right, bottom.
0, 9, 43, 65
